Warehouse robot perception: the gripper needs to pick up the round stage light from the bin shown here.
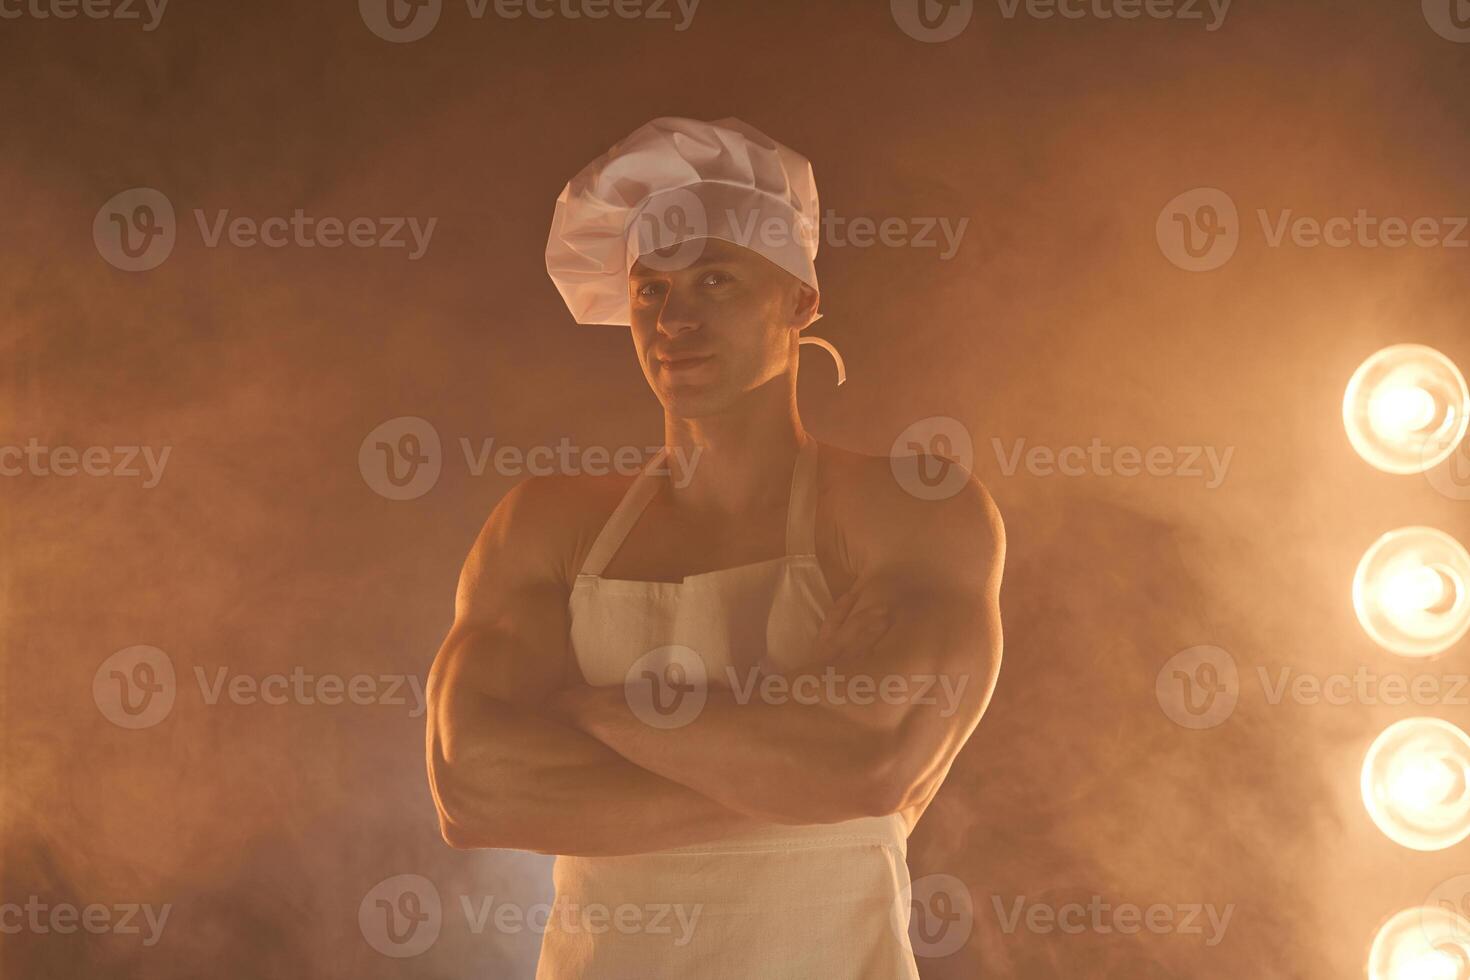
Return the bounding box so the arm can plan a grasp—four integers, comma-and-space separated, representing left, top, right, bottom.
1344, 345, 1469, 474
1368, 906, 1470, 980
1361, 718, 1470, 851
1354, 527, 1470, 657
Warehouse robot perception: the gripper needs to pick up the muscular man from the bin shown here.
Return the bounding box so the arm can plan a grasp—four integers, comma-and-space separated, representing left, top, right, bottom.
425, 117, 1004, 978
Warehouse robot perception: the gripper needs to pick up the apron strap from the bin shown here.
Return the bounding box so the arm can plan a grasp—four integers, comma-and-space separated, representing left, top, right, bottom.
578, 438, 818, 576
785, 437, 819, 558
577, 447, 668, 578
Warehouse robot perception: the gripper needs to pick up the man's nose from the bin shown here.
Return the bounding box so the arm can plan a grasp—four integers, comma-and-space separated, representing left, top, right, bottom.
656, 288, 701, 336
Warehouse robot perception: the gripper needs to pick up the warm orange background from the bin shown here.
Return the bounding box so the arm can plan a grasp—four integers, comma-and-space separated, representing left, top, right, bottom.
3, 0, 1469, 976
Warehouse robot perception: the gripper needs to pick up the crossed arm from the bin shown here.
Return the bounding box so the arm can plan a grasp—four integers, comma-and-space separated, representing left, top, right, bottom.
425, 463, 1004, 856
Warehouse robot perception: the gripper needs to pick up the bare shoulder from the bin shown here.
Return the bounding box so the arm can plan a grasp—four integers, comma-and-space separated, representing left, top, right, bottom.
456, 469, 638, 610
815, 440, 1004, 580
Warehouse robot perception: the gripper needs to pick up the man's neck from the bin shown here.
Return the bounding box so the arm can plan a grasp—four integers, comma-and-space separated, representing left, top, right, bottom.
661, 392, 807, 519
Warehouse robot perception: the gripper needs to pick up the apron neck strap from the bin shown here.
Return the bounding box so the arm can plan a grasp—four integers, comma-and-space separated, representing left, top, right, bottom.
577, 447, 668, 578
577, 438, 819, 578
784, 437, 819, 558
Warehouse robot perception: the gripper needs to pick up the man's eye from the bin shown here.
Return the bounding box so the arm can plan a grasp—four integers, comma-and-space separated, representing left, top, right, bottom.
701, 271, 733, 286
635, 282, 665, 298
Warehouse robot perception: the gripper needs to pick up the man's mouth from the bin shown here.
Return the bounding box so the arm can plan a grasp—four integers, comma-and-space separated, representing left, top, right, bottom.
658, 353, 715, 374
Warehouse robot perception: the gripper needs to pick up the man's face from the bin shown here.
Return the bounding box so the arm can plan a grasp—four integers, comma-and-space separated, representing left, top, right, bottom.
628, 238, 818, 418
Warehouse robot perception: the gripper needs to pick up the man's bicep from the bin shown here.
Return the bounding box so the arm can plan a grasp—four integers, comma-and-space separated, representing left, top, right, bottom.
845, 462, 1004, 630
436, 478, 580, 709
843, 466, 1004, 718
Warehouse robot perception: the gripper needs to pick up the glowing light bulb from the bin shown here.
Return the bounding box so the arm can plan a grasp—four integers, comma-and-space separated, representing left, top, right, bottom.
1387, 756, 1460, 812
1397, 949, 1462, 980
1371, 385, 1439, 439
1370, 907, 1470, 980
1345, 345, 1469, 473
1362, 718, 1470, 851
1354, 528, 1470, 657
1381, 566, 1451, 617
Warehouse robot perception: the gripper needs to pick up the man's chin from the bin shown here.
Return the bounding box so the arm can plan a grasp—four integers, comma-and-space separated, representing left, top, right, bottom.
657, 387, 733, 420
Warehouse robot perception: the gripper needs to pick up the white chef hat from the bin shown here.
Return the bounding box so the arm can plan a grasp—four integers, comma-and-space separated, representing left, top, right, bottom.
546, 116, 826, 328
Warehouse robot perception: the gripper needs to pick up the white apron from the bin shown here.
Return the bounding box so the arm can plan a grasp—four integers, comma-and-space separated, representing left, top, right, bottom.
535, 437, 919, 980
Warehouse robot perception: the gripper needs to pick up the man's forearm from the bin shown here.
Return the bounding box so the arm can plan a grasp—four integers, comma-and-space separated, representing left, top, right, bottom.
563, 685, 899, 825
559, 592, 998, 826
429, 691, 766, 856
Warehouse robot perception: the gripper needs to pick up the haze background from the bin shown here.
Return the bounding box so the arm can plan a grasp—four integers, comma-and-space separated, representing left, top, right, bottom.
2, 0, 1469, 976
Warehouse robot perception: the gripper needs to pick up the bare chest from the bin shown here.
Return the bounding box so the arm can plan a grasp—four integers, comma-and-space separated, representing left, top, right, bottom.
594, 490, 855, 597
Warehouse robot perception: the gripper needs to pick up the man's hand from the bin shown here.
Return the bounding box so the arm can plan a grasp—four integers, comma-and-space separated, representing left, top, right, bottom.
760, 581, 893, 675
